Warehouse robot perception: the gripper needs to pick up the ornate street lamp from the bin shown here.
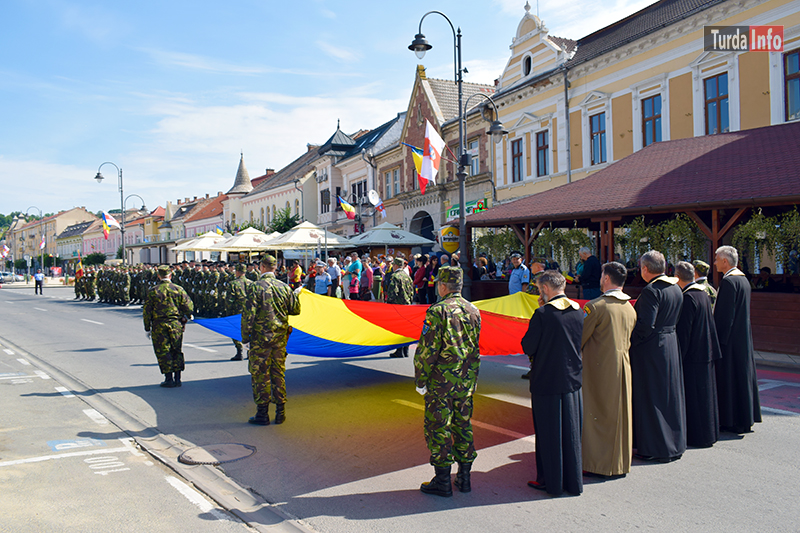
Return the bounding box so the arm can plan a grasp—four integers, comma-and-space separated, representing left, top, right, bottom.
410, 12, 507, 299
94, 162, 126, 265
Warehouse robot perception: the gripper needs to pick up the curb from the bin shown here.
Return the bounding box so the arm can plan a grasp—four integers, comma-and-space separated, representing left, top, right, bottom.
0, 335, 315, 533
756, 359, 800, 373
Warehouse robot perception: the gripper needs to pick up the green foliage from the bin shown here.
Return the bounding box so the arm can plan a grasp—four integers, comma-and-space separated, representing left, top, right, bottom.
116, 245, 124, 260
617, 214, 708, 265
776, 207, 800, 267
239, 220, 266, 233
474, 228, 522, 260
266, 207, 299, 234
532, 227, 592, 269
43, 255, 61, 268
731, 209, 779, 267
14, 259, 27, 270
4, 259, 11, 270
84, 252, 107, 266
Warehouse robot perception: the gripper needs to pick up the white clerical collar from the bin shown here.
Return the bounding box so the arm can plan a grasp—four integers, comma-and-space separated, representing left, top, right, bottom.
603, 288, 631, 300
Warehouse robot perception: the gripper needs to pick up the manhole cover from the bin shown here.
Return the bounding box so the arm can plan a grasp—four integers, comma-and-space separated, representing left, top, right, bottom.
178, 443, 256, 465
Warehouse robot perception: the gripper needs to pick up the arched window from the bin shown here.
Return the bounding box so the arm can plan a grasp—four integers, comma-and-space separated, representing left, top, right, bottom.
231, 213, 236, 226
295, 199, 300, 216
523, 55, 532, 77
260, 207, 265, 224
286, 201, 290, 211
272, 205, 276, 220
249, 210, 254, 222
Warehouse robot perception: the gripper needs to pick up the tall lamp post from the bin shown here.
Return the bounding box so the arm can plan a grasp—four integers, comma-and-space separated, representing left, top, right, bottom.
409, 13, 507, 299
124, 194, 147, 263
26, 206, 44, 276
94, 162, 126, 265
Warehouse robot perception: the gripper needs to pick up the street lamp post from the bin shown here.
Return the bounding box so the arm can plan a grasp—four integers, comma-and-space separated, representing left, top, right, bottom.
293, 178, 304, 221
361, 148, 378, 228
409, 12, 507, 299
25, 206, 44, 277
124, 194, 147, 263
94, 162, 126, 265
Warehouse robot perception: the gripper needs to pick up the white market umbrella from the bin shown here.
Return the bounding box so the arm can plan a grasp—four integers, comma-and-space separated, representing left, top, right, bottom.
173, 231, 229, 252
257, 221, 355, 250
348, 222, 435, 248
210, 227, 280, 252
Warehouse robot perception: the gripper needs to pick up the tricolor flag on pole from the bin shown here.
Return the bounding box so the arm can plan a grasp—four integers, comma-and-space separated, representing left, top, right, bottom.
39, 234, 46, 250
375, 201, 387, 219
1, 244, 9, 258
421, 119, 445, 190
76, 256, 84, 279
101, 211, 120, 240
337, 196, 356, 220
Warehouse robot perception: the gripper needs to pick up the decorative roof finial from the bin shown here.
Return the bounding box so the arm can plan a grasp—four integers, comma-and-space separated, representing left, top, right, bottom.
337, 119, 340, 129
525, 1, 531, 13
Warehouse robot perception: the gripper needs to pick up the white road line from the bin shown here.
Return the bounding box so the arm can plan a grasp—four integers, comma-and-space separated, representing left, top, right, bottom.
55, 386, 74, 397
83, 409, 109, 425
16, 359, 29, 365
762, 406, 800, 417
505, 364, 530, 371
0, 374, 29, 380
5, 301, 13, 304
183, 343, 217, 353
34, 370, 50, 380
3, 349, 14, 355
81, 319, 104, 325
34, 307, 47, 312
165, 476, 231, 521
478, 392, 531, 408
392, 399, 533, 441
0, 440, 138, 467
759, 379, 800, 392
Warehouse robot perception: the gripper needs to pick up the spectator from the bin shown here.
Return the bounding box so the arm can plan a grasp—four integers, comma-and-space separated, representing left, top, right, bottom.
360, 254, 374, 301
313, 262, 332, 296
327, 257, 342, 298
577, 247, 601, 300
414, 255, 429, 304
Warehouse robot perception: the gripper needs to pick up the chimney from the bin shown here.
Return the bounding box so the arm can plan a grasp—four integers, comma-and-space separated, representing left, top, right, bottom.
185, 198, 189, 203
217, 191, 223, 196
206, 193, 209, 199
193, 196, 197, 201
266, 168, 275, 176
177, 199, 182, 205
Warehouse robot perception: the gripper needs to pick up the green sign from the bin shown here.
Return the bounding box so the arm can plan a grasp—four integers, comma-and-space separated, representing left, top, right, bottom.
447, 199, 488, 220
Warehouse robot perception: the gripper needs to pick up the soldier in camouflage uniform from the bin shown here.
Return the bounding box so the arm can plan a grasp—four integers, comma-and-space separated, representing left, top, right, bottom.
414, 266, 482, 497
227, 263, 251, 361
692, 260, 717, 307
241, 255, 301, 425
143, 265, 194, 388
386, 257, 414, 358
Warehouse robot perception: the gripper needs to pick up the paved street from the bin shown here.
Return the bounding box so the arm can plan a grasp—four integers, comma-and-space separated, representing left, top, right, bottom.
1, 284, 799, 532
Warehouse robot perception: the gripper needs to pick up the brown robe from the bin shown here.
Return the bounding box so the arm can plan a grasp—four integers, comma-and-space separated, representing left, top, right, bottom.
581, 290, 637, 476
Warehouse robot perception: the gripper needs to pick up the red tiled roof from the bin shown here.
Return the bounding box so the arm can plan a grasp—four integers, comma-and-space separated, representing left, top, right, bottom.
186, 194, 227, 222
150, 206, 166, 218
468, 122, 800, 226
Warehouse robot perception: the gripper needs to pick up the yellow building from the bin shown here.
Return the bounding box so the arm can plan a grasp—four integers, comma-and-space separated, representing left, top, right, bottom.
492, 0, 800, 201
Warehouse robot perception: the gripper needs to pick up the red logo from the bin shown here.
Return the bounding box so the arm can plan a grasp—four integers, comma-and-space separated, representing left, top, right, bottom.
750, 26, 783, 52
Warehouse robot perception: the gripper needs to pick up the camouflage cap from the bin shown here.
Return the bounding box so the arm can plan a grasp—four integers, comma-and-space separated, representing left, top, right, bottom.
261, 254, 277, 266
235, 263, 247, 273
692, 260, 710, 275
436, 265, 463, 284
156, 265, 171, 277
393, 257, 405, 267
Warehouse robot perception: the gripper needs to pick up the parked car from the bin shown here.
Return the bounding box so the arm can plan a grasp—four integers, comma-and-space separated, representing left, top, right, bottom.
0, 272, 23, 282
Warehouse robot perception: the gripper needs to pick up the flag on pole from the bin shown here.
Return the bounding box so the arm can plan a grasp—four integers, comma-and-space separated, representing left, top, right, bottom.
215, 225, 224, 235
337, 196, 356, 220
421, 119, 445, 190
375, 201, 387, 219
76, 256, 84, 279
101, 211, 120, 240
39, 234, 46, 250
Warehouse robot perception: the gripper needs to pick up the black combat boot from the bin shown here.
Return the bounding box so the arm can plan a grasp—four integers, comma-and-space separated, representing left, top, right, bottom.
174, 371, 182, 387
230, 345, 243, 361
454, 462, 472, 493
160, 373, 176, 388
389, 349, 403, 358
420, 466, 453, 497
274, 403, 286, 424
248, 404, 270, 425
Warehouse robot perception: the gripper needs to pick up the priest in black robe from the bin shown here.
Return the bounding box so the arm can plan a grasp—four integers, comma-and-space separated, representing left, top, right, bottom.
675, 261, 722, 448
521, 270, 583, 497
713, 245, 762, 434
630, 251, 686, 462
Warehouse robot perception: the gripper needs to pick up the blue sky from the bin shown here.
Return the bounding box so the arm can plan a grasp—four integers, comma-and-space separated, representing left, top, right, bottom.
0, 0, 654, 217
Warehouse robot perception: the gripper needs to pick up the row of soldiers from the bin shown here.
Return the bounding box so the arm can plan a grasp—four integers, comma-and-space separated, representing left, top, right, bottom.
74, 261, 267, 317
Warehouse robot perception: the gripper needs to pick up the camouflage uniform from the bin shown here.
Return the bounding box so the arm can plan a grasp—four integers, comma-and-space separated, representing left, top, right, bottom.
525, 269, 545, 296
386, 259, 414, 357
227, 266, 251, 359
143, 268, 194, 377
241, 262, 301, 413
692, 260, 717, 307
415, 266, 482, 469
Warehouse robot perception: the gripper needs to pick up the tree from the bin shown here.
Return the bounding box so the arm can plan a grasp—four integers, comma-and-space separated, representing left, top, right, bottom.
267, 207, 299, 234
84, 252, 107, 266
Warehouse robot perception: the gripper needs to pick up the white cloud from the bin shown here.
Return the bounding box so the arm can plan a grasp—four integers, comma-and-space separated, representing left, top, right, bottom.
139, 48, 268, 75
316, 41, 360, 63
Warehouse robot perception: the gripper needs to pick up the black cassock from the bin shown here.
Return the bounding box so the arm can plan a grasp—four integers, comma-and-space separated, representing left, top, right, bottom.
630, 276, 687, 460
677, 284, 722, 447
521, 295, 583, 496
714, 271, 762, 433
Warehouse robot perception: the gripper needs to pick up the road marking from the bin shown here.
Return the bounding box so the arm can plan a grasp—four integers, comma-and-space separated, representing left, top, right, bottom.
505, 364, 530, 371
392, 399, 533, 441
55, 386, 74, 397
34, 307, 47, 312
478, 392, 530, 408
83, 409, 110, 425
184, 343, 217, 353
81, 319, 104, 325
165, 476, 231, 521
16, 358, 29, 365
762, 406, 800, 417
0, 373, 28, 380
3, 349, 14, 355
0, 445, 130, 467
759, 379, 800, 392
34, 370, 50, 380
5, 301, 13, 304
